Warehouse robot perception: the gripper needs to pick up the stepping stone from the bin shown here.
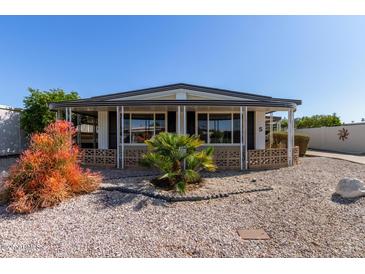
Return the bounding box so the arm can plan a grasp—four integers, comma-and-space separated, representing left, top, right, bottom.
237, 229, 270, 240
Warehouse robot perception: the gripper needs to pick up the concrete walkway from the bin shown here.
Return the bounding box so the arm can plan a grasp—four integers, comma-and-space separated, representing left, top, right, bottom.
306, 150, 365, 165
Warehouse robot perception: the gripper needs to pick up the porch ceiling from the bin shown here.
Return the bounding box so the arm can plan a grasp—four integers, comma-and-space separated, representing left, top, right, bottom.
52, 104, 292, 113
50, 99, 297, 112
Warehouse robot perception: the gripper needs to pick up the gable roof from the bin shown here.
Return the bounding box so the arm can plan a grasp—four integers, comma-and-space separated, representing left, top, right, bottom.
87, 83, 301, 105
49, 83, 301, 109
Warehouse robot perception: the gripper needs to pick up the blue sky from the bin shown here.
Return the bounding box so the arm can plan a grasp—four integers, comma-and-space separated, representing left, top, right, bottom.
0, 16, 364, 122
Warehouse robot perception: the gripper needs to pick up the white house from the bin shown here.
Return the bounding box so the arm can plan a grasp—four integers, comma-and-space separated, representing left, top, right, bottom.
49, 83, 301, 170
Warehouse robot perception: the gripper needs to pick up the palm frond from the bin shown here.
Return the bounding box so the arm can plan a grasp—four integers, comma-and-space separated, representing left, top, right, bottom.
183, 169, 201, 183
141, 132, 216, 192
175, 181, 186, 194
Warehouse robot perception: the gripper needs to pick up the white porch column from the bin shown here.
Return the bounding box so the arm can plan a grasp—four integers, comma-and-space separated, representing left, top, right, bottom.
240, 107, 243, 170
244, 106, 248, 170
287, 108, 294, 166
56, 110, 62, 120
183, 106, 186, 135
240, 106, 248, 170
177, 106, 181, 134
269, 113, 273, 148
121, 106, 125, 169
65, 107, 72, 123
97, 111, 109, 149
116, 106, 120, 168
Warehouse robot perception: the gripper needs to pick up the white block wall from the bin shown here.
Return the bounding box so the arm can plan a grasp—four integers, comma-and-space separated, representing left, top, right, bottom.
255, 111, 266, 149
98, 111, 109, 149
0, 107, 22, 156
297, 124, 365, 154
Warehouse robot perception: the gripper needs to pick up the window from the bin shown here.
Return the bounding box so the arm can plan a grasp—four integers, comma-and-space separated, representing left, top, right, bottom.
197, 113, 241, 144
209, 114, 232, 143
197, 113, 208, 142
155, 113, 166, 135
122, 113, 166, 144
233, 113, 241, 143
131, 114, 154, 143
123, 113, 130, 144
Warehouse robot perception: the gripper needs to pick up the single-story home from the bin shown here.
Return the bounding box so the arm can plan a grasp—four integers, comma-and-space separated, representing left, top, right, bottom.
49, 83, 301, 170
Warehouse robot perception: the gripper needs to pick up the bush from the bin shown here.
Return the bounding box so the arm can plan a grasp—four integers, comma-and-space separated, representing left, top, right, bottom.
0, 121, 101, 213
140, 132, 217, 193
272, 132, 310, 157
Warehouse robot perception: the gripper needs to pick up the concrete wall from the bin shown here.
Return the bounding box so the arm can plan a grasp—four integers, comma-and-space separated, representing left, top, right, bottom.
297, 124, 365, 154
0, 106, 24, 156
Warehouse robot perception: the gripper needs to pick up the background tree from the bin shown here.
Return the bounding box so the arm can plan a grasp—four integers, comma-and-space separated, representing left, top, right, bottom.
295, 113, 341, 128
280, 113, 341, 129
20, 88, 79, 135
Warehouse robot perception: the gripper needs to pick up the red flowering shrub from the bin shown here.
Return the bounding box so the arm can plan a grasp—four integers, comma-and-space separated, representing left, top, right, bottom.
1, 120, 102, 213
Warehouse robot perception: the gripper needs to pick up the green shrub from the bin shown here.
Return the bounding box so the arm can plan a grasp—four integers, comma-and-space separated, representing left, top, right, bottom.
140, 132, 217, 194
272, 132, 310, 157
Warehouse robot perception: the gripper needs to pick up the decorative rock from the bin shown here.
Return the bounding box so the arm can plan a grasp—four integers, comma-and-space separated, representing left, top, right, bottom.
0, 170, 9, 185
0, 170, 8, 178
336, 178, 365, 199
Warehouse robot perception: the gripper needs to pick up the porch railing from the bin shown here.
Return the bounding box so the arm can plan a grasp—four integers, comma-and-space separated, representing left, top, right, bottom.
123, 145, 241, 169
248, 146, 299, 169
79, 146, 299, 170
79, 148, 117, 167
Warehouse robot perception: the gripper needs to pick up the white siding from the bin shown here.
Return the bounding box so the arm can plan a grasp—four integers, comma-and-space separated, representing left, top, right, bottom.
98, 111, 109, 149
175, 90, 187, 100
110, 88, 254, 101
255, 111, 266, 149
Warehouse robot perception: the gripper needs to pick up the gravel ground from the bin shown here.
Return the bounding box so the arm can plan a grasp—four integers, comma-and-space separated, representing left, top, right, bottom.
0, 157, 365, 257
0, 156, 17, 173
102, 171, 272, 199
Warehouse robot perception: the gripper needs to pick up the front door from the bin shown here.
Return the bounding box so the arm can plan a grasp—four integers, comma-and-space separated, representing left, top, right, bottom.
247, 111, 255, 150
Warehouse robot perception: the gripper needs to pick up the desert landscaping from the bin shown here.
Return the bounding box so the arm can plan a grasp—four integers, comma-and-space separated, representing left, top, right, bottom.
1, 156, 364, 257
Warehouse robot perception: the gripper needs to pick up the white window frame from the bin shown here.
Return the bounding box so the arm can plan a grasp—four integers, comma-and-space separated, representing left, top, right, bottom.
123, 111, 167, 145
195, 111, 241, 146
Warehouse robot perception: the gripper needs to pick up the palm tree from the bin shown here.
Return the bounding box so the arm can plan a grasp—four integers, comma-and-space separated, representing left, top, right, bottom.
140, 132, 216, 193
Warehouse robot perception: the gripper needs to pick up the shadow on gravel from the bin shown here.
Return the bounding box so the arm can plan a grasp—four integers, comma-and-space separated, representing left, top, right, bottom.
94, 191, 167, 212
93, 166, 273, 182
331, 193, 362, 204
0, 205, 24, 220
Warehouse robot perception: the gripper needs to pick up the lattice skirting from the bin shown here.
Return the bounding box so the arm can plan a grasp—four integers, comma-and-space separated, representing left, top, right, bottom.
207, 146, 241, 169
124, 146, 148, 168
123, 146, 241, 169
248, 147, 299, 169
80, 147, 299, 170
79, 148, 117, 167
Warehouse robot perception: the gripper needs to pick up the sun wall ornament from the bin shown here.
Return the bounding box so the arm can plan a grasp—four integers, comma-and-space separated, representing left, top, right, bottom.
338, 128, 349, 141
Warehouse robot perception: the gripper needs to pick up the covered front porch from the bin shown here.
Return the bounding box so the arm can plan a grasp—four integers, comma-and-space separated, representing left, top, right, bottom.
57, 102, 298, 170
